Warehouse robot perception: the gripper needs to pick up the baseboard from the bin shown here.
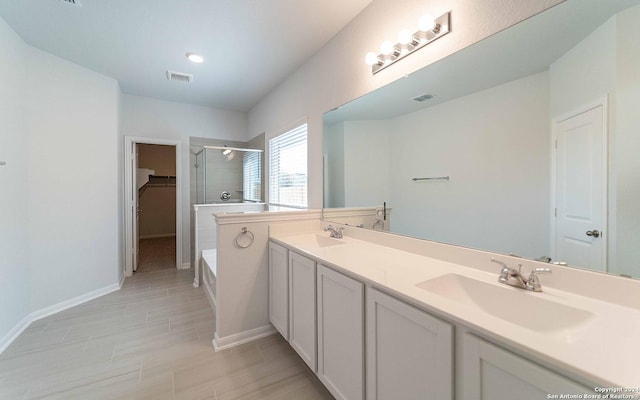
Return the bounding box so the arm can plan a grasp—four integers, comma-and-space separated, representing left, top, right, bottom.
29, 282, 121, 322
139, 233, 176, 239
178, 262, 191, 270
119, 274, 126, 288
212, 324, 276, 352
0, 314, 32, 354
0, 281, 122, 355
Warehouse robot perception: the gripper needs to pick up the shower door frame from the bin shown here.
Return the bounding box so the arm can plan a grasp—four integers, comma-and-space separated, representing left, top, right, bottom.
124, 136, 183, 277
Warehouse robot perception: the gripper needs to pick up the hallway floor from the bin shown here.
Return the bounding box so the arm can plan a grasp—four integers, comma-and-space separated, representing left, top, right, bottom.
137, 237, 176, 273
0, 269, 333, 400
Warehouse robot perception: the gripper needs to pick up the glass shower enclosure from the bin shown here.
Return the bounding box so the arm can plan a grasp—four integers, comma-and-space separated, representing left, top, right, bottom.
194, 146, 263, 204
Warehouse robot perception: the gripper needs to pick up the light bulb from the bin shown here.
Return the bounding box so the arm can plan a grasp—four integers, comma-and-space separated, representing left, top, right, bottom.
398, 29, 413, 45
380, 40, 394, 56
418, 14, 436, 32
186, 52, 204, 63
365, 52, 379, 66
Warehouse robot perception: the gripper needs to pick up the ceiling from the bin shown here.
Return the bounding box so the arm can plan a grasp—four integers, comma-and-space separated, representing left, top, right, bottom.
0, 0, 372, 111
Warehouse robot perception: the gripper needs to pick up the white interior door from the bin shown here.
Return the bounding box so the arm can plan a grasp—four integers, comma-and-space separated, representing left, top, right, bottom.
554, 103, 607, 271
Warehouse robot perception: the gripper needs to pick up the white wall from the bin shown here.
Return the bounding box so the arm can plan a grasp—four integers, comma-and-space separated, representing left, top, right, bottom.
121, 94, 248, 266
390, 72, 550, 259
1, 15, 122, 346
248, 0, 563, 209
0, 15, 30, 346
26, 46, 121, 311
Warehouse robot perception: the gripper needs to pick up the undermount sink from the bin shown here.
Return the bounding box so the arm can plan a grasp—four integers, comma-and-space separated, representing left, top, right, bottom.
416, 274, 595, 333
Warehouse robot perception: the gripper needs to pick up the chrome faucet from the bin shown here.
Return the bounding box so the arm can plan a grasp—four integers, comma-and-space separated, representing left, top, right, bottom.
324, 225, 344, 238
490, 258, 551, 292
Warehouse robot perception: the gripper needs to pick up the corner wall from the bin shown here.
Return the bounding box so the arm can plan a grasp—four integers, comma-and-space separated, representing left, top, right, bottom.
25, 46, 121, 311
1, 16, 122, 348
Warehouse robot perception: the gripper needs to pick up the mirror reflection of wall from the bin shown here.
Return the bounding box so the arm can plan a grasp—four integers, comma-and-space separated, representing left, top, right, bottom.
325, 72, 550, 259
323, 0, 640, 279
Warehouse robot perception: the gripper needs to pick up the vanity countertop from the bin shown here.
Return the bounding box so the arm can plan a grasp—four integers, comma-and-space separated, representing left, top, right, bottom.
270, 230, 640, 391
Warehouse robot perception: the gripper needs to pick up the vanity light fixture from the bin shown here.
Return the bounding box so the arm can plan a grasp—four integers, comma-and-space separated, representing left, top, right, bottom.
365, 11, 451, 74
186, 52, 204, 64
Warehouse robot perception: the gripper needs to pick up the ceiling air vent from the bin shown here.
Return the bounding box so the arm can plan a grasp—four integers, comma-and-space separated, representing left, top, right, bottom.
60, 0, 82, 7
166, 70, 193, 84
412, 94, 434, 102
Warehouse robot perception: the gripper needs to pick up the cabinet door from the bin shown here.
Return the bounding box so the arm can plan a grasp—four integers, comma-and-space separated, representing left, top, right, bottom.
268, 242, 289, 340
317, 264, 364, 400
367, 288, 453, 400
463, 334, 593, 400
289, 252, 317, 371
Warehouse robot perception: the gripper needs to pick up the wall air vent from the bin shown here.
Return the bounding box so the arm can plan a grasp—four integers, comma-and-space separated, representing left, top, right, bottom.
412, 94, 434, 102
60, 0, 82, 7
166, 70, 193, 83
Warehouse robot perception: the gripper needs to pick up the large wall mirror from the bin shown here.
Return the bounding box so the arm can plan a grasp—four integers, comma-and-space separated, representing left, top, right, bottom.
323, 0, 640, 279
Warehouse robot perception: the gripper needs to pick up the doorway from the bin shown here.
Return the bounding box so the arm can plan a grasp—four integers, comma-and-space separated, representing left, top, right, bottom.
136, 144, 177, 272
124, 137, 183, 277
551, 98, 608, 271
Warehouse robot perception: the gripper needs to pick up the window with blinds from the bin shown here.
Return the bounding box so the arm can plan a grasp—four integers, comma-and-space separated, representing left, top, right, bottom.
269, 123, 308, 208
242, 151, 262, 202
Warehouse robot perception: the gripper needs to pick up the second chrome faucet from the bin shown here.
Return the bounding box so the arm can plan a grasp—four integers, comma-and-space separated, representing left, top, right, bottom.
491, 258, 552, 292
324, 225, 344, 238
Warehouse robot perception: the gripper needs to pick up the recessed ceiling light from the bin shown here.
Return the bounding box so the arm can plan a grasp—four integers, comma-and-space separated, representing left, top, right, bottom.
186, 52, 204, 64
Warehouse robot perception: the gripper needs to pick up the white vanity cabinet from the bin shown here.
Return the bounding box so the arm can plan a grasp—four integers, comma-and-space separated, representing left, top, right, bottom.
268, 242, 289, 340
269, 238, 604, 400
367, 288, 454, 400
268, 242, 317, 370
288, 251, 317, 371
462, 334, 593, 400
317, 264, 364, 400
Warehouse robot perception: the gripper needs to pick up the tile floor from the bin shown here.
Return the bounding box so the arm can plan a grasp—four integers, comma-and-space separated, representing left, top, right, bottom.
0, 269, 333, 400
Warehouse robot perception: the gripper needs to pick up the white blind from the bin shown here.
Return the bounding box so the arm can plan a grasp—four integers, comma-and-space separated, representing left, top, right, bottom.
243, 151, 262, 202
269, 123, 308, 208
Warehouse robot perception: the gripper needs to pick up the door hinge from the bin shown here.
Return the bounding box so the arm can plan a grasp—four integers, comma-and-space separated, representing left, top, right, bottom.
555, 208, 557, 217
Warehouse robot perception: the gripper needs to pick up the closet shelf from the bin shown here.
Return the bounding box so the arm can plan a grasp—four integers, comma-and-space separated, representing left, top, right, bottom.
139, 175, 177, 194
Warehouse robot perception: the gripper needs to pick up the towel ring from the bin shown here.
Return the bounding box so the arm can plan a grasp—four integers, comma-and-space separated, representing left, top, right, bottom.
234, 227, 254, 248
